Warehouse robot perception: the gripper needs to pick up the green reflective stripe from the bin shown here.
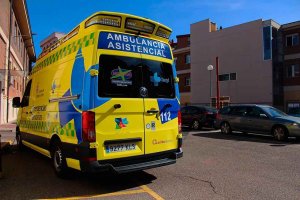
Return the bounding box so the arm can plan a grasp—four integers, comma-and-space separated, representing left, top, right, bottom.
32, 32, 96, 74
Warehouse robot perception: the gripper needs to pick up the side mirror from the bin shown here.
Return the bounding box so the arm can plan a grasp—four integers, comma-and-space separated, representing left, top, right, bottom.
260, 113, 268, 119
12, 97, 21, 108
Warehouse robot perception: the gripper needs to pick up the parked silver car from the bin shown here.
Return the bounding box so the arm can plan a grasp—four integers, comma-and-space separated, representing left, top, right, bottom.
215, 105, 300, 141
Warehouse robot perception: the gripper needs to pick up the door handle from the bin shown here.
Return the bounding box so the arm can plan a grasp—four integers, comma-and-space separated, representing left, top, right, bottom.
147, 110, 159, 114
114, 104, 121, 109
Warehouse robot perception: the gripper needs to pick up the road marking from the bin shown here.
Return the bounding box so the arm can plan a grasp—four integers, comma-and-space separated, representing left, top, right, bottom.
140, 184, 164, 200
41, 189, 146, 200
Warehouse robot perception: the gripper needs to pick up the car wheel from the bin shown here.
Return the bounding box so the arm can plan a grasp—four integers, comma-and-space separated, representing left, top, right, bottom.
191, 120, 201, 130
51, 141, 68, 178
220, 122, 231, 134
16, 128, 24, 151
273, 126, 287, 141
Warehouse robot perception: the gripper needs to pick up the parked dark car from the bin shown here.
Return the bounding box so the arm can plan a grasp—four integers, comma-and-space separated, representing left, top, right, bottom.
288, 107, 300, 117
215, 104, 300, 141
181, 106, 217, 130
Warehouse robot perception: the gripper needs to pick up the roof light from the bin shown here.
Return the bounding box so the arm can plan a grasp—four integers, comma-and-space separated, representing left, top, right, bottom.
156, 27, 171, 39
85, 14, 121, 28
125, 18, 155, 34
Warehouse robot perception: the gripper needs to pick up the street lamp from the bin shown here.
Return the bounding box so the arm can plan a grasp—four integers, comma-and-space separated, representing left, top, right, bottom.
207, 65, 214, 106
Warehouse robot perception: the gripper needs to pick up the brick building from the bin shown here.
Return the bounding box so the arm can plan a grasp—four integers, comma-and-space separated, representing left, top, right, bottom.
172, 34, 191, 105
0, 0, 35, 123
281, 21, 300, 112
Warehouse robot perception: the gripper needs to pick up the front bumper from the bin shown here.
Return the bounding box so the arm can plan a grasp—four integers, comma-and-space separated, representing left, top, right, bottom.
287, 125, 300, 137
81, 149, 183, 174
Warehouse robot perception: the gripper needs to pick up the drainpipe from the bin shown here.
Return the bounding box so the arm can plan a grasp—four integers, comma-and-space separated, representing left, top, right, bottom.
216, 57, 220, 109
6, 0, 14, 123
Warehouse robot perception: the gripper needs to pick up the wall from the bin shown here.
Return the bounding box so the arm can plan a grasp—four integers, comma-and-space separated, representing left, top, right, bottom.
0, 0, 31, 123
191, 19, 273, 105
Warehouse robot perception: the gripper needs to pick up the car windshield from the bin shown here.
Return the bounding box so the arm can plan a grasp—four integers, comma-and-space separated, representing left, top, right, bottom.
205, 107, 217, 113
262, 107, 287, 117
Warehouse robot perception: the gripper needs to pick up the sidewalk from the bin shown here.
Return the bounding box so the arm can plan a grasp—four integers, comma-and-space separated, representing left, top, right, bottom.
0, 122, 16, 132
0, 123, 16, 150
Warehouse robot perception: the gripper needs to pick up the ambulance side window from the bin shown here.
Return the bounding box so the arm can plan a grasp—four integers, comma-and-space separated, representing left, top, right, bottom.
21, 80, 32, 107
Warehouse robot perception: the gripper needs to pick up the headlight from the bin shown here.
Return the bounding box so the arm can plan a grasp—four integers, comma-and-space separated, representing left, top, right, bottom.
292, 123, 300, 126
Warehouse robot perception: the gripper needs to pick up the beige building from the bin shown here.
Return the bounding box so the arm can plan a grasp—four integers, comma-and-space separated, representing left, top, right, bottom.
0, 0, 35, 123
190, 19, 281, 107
40, 32, 65, 51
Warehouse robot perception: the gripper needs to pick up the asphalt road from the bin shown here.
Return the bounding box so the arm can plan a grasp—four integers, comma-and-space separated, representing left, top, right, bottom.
1, 129, 300, 200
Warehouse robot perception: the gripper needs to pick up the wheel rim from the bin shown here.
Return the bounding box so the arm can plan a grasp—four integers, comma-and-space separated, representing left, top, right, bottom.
274, 127, 285, 141
192, 121, 199, 130
54, 147, 63, 172
221, 123, 229, 134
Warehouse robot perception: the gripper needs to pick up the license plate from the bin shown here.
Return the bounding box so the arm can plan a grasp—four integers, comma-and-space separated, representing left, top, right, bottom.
105, 143, 136, 153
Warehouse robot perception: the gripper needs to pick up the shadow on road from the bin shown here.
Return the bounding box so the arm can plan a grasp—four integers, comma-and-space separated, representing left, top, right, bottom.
192, 131, 299, 146
0, 146, 157, 200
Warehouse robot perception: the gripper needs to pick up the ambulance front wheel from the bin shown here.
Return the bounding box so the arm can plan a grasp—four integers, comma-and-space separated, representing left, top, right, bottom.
51, 141, 68, 178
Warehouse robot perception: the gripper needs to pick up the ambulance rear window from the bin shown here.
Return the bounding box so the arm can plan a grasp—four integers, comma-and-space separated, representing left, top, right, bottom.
98, 55, 175, 98
98, 55, 142, 98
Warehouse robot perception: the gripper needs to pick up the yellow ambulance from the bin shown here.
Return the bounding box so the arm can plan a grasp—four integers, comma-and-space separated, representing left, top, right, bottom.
13, 11, 182, 177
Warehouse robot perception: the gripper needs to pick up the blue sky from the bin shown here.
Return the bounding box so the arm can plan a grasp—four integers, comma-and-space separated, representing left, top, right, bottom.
27, 0, 300, 56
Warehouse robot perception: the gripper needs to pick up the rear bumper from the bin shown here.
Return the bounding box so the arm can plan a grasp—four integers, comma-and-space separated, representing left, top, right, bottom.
80, 149, 183, 174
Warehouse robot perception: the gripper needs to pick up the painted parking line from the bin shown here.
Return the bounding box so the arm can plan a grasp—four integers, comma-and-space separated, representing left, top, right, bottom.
140, 184, 164, 200
41, 189, 146, 200
40, 183, 164, 200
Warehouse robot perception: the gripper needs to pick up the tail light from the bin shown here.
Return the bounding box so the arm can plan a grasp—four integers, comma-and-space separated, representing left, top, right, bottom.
82, 111, 96, 142
178, 110, 182, 133
216, 112, 221, 120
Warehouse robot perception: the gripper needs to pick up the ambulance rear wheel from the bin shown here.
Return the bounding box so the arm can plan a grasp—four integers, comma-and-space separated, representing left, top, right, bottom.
16, 127, 24, 151
51, 141, 68, 178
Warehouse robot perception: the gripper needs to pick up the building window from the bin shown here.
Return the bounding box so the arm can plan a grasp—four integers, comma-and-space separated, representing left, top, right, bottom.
263, 26, 272, 60
21, 39, 23, 57
219, 73, 237, 81
185, 77, 191, 86
230, 73, 236, 80
286, 34, 299, 47
219, 74, 230, 81
185, 54, 190, 64
14, 22, 17, 43
18, 30, 21, 50
286, 64, 300, 78
187, 37, 190, 46
287, 103, 300, 114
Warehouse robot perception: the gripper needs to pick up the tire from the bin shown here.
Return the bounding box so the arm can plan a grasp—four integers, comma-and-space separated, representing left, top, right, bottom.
273, 126, 287, 141
220, 122, 232, 134
16, 128, 24, 151
51, 141, 69, 178
191, 120, 201, 130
